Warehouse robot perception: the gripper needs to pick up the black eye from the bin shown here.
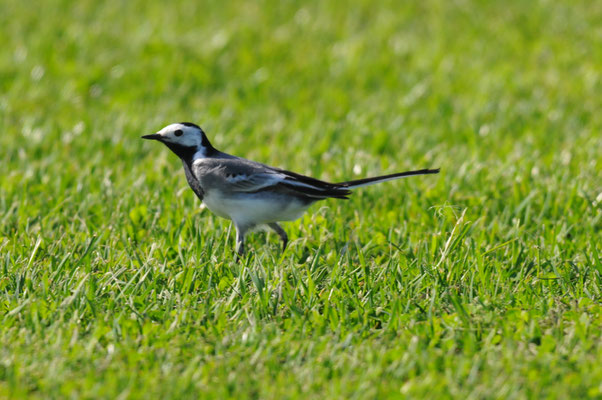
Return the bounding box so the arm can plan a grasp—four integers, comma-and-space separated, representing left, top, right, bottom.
174, 129, 183, 137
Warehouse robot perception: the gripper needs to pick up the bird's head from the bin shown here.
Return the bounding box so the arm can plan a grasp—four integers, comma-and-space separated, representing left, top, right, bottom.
142, 122, 216, 160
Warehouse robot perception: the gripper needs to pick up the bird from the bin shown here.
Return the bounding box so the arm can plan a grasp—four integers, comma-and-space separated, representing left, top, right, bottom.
142, 122, 439, 257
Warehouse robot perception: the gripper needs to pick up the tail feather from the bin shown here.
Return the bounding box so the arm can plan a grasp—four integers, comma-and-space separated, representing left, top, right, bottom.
337, 168, 440, 189
280, 182, 351, 199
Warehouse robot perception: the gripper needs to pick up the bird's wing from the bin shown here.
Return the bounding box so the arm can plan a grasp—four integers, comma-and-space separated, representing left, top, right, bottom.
193, 158, 351, 199
223, 171, 286, 192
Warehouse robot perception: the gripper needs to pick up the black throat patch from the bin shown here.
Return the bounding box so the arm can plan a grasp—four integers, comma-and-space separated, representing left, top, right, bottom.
163, 142, 197, 167
161, 142, 206, 201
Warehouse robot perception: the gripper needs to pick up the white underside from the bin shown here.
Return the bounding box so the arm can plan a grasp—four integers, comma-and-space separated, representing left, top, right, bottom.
202, 190, 309, 227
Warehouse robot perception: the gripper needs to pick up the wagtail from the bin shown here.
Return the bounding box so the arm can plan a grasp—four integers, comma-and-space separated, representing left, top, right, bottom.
143, 122, 439, 256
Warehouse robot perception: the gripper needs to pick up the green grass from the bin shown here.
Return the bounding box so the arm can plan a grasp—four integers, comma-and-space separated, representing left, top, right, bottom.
1, 0, 601, 398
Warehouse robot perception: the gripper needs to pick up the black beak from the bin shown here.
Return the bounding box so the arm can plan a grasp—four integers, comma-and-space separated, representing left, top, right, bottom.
141, 134, 162, 141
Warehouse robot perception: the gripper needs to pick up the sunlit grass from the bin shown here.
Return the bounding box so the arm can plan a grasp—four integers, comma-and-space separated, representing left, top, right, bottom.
1, 0, 601, 398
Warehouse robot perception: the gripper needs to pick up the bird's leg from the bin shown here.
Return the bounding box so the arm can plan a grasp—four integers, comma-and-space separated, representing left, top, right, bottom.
234, 223, 251, 262
268, 223, 288, 251
235, 229, 245, 258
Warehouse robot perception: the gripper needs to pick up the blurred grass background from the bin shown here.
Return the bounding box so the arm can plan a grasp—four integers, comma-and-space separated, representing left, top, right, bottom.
1, 0, 601, 398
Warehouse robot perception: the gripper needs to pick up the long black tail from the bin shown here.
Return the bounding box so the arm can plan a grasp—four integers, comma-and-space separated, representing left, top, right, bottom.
337, 168, 440, 189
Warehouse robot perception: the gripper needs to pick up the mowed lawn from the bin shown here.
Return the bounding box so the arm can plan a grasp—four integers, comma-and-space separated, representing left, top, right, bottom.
1, 0, 601, 398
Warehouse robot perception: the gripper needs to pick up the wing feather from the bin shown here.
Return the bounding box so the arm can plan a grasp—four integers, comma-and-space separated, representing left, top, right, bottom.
193, 157, 350, 199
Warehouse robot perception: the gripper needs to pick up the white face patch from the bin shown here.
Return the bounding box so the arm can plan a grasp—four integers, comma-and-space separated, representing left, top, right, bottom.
193, 147, 207, 159
157, 123, 203, 148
